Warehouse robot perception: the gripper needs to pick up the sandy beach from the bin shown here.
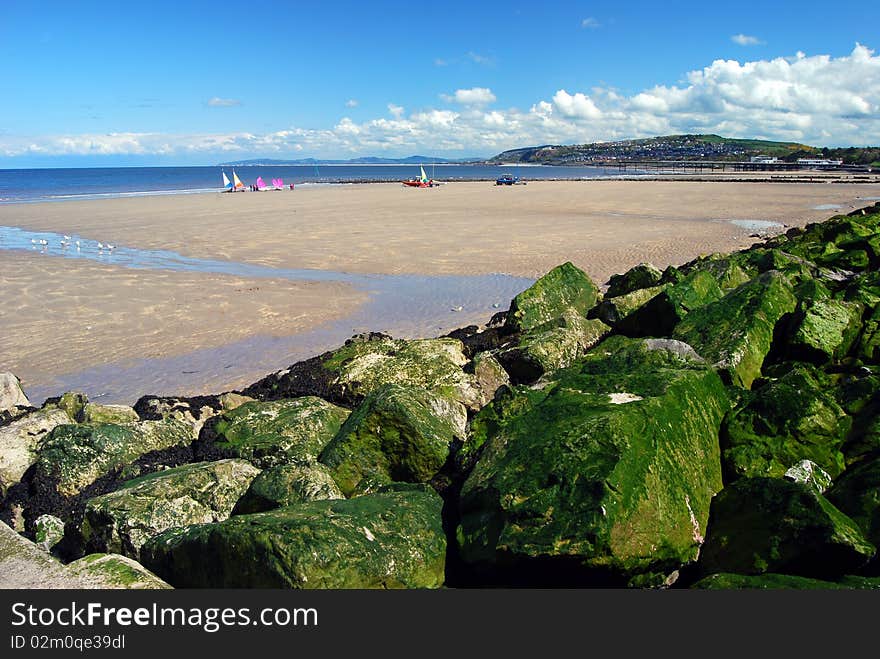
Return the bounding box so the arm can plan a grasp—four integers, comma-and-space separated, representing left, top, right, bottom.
1, 178, 878, 401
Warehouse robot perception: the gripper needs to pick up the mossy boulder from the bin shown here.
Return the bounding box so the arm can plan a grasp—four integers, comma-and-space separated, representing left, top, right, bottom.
34, 514, 65, 552
721, 365, 850, 481
692, 572, 880, 589
470, 352, 510, 401
141, 488, 446, 588
784, 460, 833, 495
699, 478, 876, 579
202, 397, 349, 468
615, 270, 723, 337
233, 462, 343, 514
81, 403, 140, 425
67, 553, 172, 589
826, 455, 880, 547
686, 253, 754, 291
856, 305, 880, 364
495, 310, 610, 384
784, 298, 863, 363
0, 407, 72, 497
458, 336, 728, 579
34, 419, 193, 497
319, 383, 466, 497
46, 392, 88, 421
504, 262, 599, 333
593, 285, 665, 327
673, 271, 798, 388
81, 459, 260, 557
606, 263, 663, 297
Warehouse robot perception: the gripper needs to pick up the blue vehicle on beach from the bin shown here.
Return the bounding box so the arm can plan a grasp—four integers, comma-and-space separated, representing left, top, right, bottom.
495, 174, 521, 185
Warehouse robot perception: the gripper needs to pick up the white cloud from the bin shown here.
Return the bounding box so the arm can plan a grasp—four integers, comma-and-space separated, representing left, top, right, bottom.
207, 97, 241, 107
732, 34, 762, 46
582, 17, 601, 29
448, 87, 497, 106
467, 51, 492, 65
4, 45, 879, 160
345, 99, 358, 108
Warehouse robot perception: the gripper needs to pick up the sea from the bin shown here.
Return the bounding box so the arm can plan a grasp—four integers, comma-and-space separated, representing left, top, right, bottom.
0, 163, 635, 204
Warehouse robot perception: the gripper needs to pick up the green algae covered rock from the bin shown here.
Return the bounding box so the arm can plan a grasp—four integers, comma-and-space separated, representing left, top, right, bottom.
691, 572, 880, 590
320, 383, 466, 496
495, 310, 610, 384
594, 285, 665, 327
141, 488, 446, 588
458, 336, 728, 578
784, 460, 833, 495
699, 477, 876, 579
856, 305, 880, 364
34, 514, 65, 552
687, 253, 755, 291
606, 263, 663, 297
205, 397, 349, 468
785, 298, 863, 363
721, 365, 850, 481
34, 419, 193, 497
81, 403, 140, 425
81, 459, 260, 557
67, 553, 172, 589
233, 462, 343, 514
504, 262, 599, 333
673, 271, 797, 389
826, 455, 880, 547
0, 407, 72, 497
48, 392, 89, 422
615, 270, 723, 337
470, 352, 510, 401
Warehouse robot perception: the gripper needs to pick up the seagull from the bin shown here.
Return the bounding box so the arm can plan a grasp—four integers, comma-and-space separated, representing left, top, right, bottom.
39, 239, 48, 245
75, 240, 80, 249
106, 243, 116, 250
97, 242, 104, 249
63, 235, 71, 240
30, 238, 37, 244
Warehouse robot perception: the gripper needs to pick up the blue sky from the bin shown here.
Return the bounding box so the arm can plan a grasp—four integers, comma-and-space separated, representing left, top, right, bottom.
1, 0, 878, 166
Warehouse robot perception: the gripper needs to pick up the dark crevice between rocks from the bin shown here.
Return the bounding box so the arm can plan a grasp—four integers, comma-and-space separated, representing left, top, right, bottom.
133, 394, 224, 421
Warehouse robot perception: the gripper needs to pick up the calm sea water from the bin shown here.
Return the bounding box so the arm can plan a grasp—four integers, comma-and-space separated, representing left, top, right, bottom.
0, 163, 633, 204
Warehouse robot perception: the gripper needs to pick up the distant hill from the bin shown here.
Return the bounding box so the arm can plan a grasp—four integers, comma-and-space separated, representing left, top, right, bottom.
488, 134, 821, 165
219, 155, 483, 166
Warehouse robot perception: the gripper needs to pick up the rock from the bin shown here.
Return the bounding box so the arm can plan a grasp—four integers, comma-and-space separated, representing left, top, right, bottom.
784, 460, 833, 495
198, 397, 349, 468
0, 522, 168, 589
721, 365, 850, 481
320, 383, 466, 497
33, 419, 194, 497
593, 285, 665, 327
458, 336, 728, 581
856, 305, 880, 364
504, 262, 599, 334
233, 462, 343, 514
826, 455, 880, 547
66, 553, 173, 589
218, 392, 254, 411
606, 263, 663, 297
686, 254, 754, 291
784, 298, 863, 363
244, 334, 494, 411
0, 407, 72, 497
133, 394, 223, 436
44, 392, 88, 422
692, 573, 880, 589
34, 514, 65, 552
470, 352, 510, 405
80, 459, 260, 557
615, 270, 723, 337
0, 372, 31, 421
81, 403, 140, 425
495, 310, 610, 384
141, 488, 446, 588
699, 478, 876, 579
673, 271, 798, 389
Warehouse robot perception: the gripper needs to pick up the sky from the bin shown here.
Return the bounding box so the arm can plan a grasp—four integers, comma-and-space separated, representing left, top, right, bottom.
1, 0, 879, 167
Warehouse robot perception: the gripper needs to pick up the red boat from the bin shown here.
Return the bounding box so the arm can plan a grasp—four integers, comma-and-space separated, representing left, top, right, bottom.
402, 165, 435, 187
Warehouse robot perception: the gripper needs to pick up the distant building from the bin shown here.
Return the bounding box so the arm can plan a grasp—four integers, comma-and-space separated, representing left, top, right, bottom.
798, 158, 844, 166
750, 155, 780, 163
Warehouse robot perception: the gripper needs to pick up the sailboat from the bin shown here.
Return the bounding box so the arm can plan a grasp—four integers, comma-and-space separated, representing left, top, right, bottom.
402, 164, 435, 188
255, 176, 267, 191
232, 169, 245, 191
221, 170, 233, 192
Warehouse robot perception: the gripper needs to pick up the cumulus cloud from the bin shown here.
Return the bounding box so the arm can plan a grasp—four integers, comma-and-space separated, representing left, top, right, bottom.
732, 34, 762, 46
582, 18, 601, 29
3, 45, 879, 160
207, 97, 241, 107
446, 87, 497, 106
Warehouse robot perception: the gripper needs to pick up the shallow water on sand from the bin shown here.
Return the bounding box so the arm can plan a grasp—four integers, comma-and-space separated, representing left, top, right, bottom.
0, 225, 533, 403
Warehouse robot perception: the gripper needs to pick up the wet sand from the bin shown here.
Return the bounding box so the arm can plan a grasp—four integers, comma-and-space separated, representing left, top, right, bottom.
1, 179, 876, 283
0, 252, 366, 395
1, 179, 878, 401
